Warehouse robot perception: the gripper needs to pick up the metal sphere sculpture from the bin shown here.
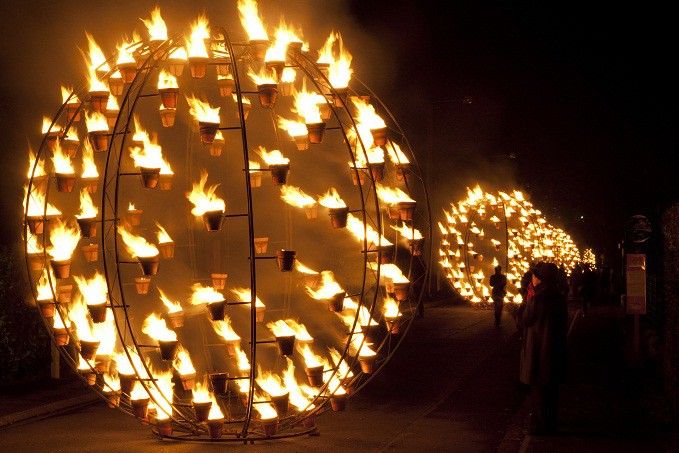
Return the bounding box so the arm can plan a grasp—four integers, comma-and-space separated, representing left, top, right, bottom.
21, 3, 432, 443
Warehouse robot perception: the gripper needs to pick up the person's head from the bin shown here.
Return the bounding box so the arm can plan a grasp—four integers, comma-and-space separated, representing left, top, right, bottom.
494, 265, 502, 274
532, 261, 558, 287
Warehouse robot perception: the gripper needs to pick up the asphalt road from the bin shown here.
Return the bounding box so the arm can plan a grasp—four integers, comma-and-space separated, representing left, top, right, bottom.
0, 304, 523, 452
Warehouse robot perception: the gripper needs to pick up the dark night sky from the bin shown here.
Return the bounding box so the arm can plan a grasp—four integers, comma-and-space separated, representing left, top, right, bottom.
1, 1, 676, 263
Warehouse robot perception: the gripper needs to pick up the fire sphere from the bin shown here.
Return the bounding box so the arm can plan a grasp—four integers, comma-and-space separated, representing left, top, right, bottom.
22, 1, 432, 443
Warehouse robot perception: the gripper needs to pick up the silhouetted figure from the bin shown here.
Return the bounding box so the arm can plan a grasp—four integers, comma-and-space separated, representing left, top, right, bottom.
520, 265, 535, 303
519, 262, 568, 435
580, 265, 597, 315
489, 265, 508, 328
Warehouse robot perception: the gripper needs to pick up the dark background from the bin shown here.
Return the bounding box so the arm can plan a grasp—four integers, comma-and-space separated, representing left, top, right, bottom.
1, 0, 676, 264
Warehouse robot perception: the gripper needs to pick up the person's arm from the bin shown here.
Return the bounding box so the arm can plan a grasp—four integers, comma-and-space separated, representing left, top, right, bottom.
522, 291, 540, 327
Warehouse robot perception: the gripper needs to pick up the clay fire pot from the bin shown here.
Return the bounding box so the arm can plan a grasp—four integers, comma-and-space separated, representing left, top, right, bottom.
156, 418, 173, 436
306, 122, 326, 144
94, 355, 111, 374
350, 169, 367, 186
159, 174, 173, 191
210, 141, 224, 157
249, 40, 269, 60
276, 249, 296, 272
168, 60, 185, 77
378, 246, 394, 264
164, 311, 184, 329
55, 173, 76, 193
202, 210, 224, 231
207, 418, 224, 439
140, 167, 161, 189
328, 207, 349, 229
387, 204, 400, 220
158, 88, 178, 109
409, 238, 424, 256
304, 204, 318, 220
188, 57, 209, 79
180, 372, 196, 391
319, 103, 332, 122
256, 305, 265, 323
359, 355, 376, 374
38, 300, 55, 318
138, 255, 160, 276
31, 175, 49, 193
26, 216, 46, 235
397, 200, 416, 221
76, 217, 97, 238
260, 417, 279, 437
215, 61, 231, 76
302, 413, 316, 429
108, 77, 124, 96
135, 276, 151, 295
198, 121, 219, 145
209, 372, 228, 395
265, 60, 285, 81
105, 110, 119, 129
158, 241, 175, 260
131, 397, 150, 420
28, 253, 46, 272
330, 394, 346, 412
66, 102, 81, 123
249, 171, 262, 187
269, 163, 289, 185
45, 132, 61, 151
276, 334, 295, 356
360, 324, 379, 342
210, 273, 228, 290
79, 368, 97, 386
294, 135, 309, 151
89, 91, 109, 113
105, 390, 121, 408
50, 259, 72, 279
193, 401, 212, 422
332, 87, 348, 108
367, 162, 385, 182
82, 243, 98, 262
61, 138, 79, 157
218, 77, 235, 97
159, 339, 179, 361
88, 131, 109, 153
207, 300, 227, 321
327, 291, 346, 312
270, 393, 289, 417
237, 102, 252, 121
53, 327, 70, 346
88, 303, 107, 323
257, 84, 279, 109
392, 281, 410, 302
304, 365, 324, 387
370, 126, 388, 147
395, 163, 410, 182
159, 108, 176, 128
118, 62, 137, 84
82, 177, 98, 193
119, 373, 134, 395
57, 284, 72, 304
254, 237, 269, 254
385, 315, 403, 335
127, 209, 144, 226
279, 81, 293, 97
79, 339, 100, 360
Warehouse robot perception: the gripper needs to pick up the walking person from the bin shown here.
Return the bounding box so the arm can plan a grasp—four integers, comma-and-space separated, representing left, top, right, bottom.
489, 265, 508, 328
519, 262, 568, 435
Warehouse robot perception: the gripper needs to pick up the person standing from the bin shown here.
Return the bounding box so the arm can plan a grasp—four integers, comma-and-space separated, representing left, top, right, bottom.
519, 262, 568, 435
489, 265, 508, 328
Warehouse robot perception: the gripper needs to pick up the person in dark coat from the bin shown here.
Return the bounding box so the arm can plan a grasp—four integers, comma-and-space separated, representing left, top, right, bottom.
489, 265, 508, 327
519, 262, 568, 434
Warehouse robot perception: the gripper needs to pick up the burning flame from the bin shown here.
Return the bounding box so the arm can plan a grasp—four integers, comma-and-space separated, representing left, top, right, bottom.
141, 7, 168, 42
155, 223, 172, 244
237, 0, 268, 42
60, 86, 80, 105
317, 32, 336, 65
142, 313, 177, 341
74, 272, 107, 306
318, 188, 346, 209
371, 262, 409, 284
281, 67, 296, 83
283, 358, 315, 411
190, 283, 225, 305
116, 37, 136, 67
383, 295, 402, 318
84, 32, 110, 75
51, 142, 74, 175
293, 81, 323, 124
103, 373, 121, 392
157, 69, 178, 90
386, 141, 410, 164
27, 146, 46, 179
93, 309, 116, 356
231, 287, 265, 308
173, 345, 196, 376
23, 185, 61, 218
298, 343, 327, 369
277, 116, 307, 139
328, 33, 353, 89
129, 140, 172, 174
350, 333, 377, 358
212, 318, 241, 342
234, 346, 251, 373
192, 381, 211, 404
266, 319, 295, 338
280, 185, 316, 209
69, 295, 96, 342
149, 370, 174, 420
186, 95, 220, 124
81, 141, 99, 179
35, 269, 53, 302
346, 214, 392, 248
247, 67, 277, 86
256, 367, 287, 399
76, 189, 98, 219
306, 270, 344, 299
376, 183, 415, 205
169, 46, 187, 61
285, 319, 313, 343
257, 146, 289, 165
158, 288, 182, 314
352, 96, 386, 130
186, 15, 210, 59
85, 111, 108, 133
253, 393, 278, 420
115, 347, 150, 379
117, 226, 159, 258
295, 260, 318, 275
208, 395, 224, 420
130, 382, 150, 402
391, 223, 423, 240
186, 171, 226, 216
47, 219, 81, 261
